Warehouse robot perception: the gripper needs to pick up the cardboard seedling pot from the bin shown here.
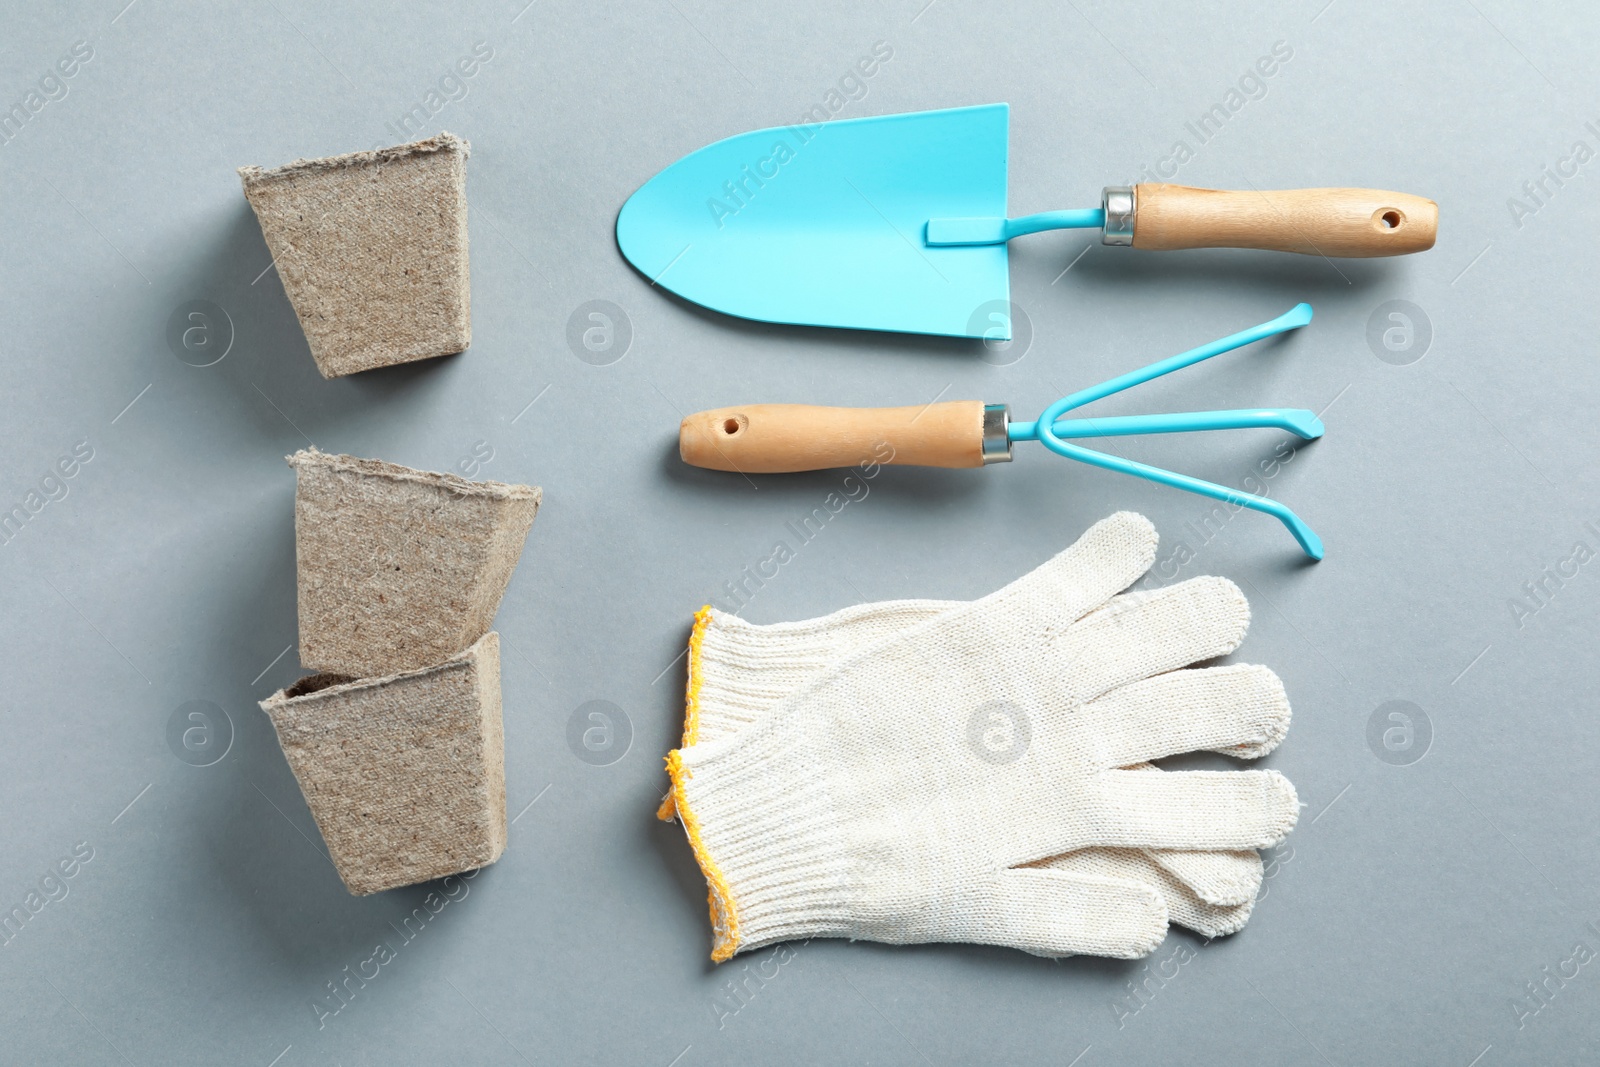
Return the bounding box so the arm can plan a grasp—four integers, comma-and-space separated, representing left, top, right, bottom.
261, 632, 507, 895
239, 133, 471, 378
289, 449, 540, 678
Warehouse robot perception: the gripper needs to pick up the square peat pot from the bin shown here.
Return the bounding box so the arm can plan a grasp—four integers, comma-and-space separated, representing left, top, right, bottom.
239, 133, 471, 378
260, 632, 507, 895
289, 449, 540, 678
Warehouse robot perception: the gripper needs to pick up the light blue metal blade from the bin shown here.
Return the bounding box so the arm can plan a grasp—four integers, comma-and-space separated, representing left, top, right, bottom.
616, 104, 1014, 338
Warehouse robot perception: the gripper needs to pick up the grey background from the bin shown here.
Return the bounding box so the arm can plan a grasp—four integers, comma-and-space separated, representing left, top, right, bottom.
0, 0, 1595, 1063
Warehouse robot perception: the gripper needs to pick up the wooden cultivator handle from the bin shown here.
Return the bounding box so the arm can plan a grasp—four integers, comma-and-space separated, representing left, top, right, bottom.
679, 402, 1003, 473
1129, 185, 1437, 257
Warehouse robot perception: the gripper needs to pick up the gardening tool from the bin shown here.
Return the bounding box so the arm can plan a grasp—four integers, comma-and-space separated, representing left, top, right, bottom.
679, 303, 1325, 558
617, 103, 1436, 338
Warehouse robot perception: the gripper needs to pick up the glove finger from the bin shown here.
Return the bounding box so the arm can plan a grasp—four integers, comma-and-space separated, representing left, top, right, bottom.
1103, 764, 1267, 905
994, 511, 1158, 633
965, 868, 1168, 959
1095, 768, 1299, 851
1078, 664, 1290, 767
1147, 860, 1256, 938
1143, 847, 1263, 908
1087, 763, 1266, 905
1057, 576, 1251, 703
1040, 848, 1258, 938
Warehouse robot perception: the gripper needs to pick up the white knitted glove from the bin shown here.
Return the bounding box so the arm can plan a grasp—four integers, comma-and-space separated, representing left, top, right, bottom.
661, 591, 1279, 938
665, 512, 1299, 960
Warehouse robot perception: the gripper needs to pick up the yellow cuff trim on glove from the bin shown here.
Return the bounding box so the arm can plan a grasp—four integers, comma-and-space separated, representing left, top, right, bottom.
658, 606, 740, 960
656, 605, 714, 822
664, 747, 740, 962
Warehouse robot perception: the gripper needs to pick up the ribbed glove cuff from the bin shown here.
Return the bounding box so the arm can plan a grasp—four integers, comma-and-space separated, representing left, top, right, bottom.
656, 602, 949, 821
690, 600, 956, 742
666, 725, 852, 961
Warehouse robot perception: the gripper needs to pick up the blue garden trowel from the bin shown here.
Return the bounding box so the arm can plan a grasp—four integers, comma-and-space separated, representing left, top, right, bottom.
617, 103, 1436, 339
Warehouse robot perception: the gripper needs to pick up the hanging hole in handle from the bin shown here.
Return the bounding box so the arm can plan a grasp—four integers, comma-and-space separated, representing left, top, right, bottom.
1378, 209, 1403, 230
722, 416, 744, 435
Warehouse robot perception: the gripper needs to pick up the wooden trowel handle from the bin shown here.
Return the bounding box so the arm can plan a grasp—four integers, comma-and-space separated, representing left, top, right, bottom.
1131, 184, 1437, 257
680, 402, 1001, 473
